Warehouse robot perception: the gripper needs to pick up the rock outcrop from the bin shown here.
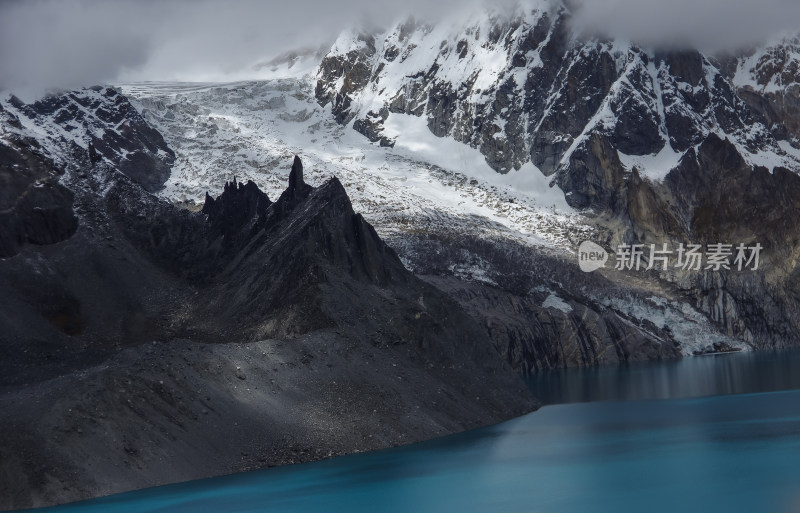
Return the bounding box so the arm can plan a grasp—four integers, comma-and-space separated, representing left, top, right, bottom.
0, 149, 535, 509
0, 139, 78, 257
2, 87, 174, 193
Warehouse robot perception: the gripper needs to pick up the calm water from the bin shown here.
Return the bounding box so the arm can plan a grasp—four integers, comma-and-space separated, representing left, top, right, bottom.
528, 348, 800, 404
26, 350, 800, 513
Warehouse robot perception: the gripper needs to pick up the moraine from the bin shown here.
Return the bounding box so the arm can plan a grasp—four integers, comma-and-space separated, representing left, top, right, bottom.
21, 349, 800, 513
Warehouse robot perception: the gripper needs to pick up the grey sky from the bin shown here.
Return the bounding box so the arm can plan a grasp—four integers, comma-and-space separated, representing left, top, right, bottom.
1, 0, 799, 98
570, 0, 800, 53
0, 0, 466, 97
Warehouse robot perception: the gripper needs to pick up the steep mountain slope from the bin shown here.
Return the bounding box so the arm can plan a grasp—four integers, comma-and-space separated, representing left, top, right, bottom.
0, 87, 174, 192
118, 71, 747, 368
315, 3, 800, 185
0, 90, 535, 509
0, 87, 174, 259
730, 35, 800, 145
0, 137, 77, 258
7, 3, 800, 508
311, 2, 800, 357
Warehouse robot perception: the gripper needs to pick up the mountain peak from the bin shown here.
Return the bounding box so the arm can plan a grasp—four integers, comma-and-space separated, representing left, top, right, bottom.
279, 155, 313, 205
289, 154, 304, 188
201, 177, 271, 242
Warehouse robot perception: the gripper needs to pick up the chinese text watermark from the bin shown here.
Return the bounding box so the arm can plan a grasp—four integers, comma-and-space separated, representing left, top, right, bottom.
578, 241, 762, 273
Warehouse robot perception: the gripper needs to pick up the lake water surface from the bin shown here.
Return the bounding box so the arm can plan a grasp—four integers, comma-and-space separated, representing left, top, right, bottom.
29, 350, 800, 513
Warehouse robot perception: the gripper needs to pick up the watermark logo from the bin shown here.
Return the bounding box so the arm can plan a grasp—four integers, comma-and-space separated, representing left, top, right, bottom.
578, 241, 762, 273
578, 241, 608, 272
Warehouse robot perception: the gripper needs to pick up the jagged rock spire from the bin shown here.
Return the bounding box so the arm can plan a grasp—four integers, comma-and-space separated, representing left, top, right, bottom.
289, 155, 304, 189
284, 155, 312, 201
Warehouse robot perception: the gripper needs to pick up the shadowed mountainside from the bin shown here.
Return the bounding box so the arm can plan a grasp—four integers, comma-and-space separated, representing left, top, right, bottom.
0, 151, 535, 510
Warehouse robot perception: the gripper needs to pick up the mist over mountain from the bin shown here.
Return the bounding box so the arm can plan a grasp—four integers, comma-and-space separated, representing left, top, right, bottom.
3, 0, 800, 96
571, 0, 800, 52
3, 0, 800, 508
0, 0, 464, 97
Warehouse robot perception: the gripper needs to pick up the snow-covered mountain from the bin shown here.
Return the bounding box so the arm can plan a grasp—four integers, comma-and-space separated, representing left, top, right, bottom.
5, 1, 800, 372
120, 78, 587, 252
316, 1, 800, 192
731, 35, 800, 146
8, 3, 800, 507
0, 87, 174, 192
311, 1, 800, 355
110, 75, 752, 363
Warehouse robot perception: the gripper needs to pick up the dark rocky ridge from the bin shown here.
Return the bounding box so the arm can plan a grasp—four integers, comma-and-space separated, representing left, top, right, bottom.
0, 138, 78, 258
0, 147, 535, 510
425, 275, 679, 372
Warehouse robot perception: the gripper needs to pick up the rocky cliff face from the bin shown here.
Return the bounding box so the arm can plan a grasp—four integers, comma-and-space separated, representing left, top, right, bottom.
313, 2, 800, 363
1, 87, 174, 192
0, 137, 77, 258
0, 86, 175, 259
315, 4, 799, 182
0, 92, 534, 508
729, 36, 800, 145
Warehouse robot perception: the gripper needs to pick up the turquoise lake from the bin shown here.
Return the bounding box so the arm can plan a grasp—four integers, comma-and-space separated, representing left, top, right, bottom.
26, 350, 800, 513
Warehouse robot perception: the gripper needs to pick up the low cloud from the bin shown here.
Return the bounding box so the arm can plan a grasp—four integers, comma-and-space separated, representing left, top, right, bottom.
0, 0, 465, 97
0, 0, 153, 97
1, 0, 799, 98
570, 0, 800, 53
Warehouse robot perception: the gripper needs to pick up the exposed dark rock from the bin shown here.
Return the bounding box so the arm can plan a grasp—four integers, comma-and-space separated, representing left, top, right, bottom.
425, 276, 680, 372
4, 87, 174, 192
660, 136, 800, 347
383, 219, 685, 373
352, 108, 395, 147
286, 154, 312, 197
201, 176, 271, 245
571, 132, 800, 349
87, 141, 99, 167
692, 341, 744, 355
658, 50, 705, 87
0, 155, 535, 510
315, 32, 377, 125
555, 132, 627, 211
0, 139, 78, 258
